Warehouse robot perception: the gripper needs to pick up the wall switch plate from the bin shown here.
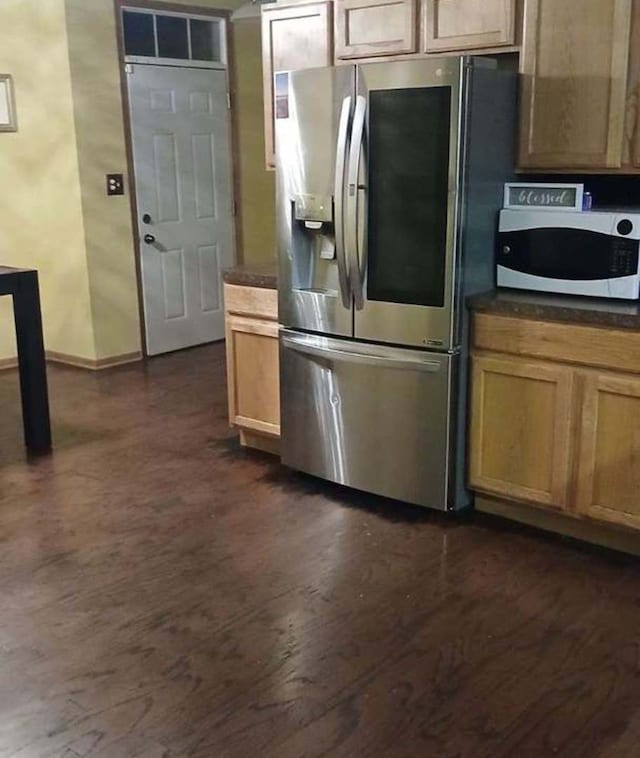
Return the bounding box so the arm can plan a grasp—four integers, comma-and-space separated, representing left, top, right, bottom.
106, 173, 125, 196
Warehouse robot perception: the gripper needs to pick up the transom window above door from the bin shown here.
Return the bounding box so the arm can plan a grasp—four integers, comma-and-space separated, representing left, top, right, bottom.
122, 7, 226, 67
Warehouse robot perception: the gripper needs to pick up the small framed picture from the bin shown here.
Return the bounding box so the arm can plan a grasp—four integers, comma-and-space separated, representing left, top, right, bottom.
504, 182, 584, 212
0, 74, 17, 132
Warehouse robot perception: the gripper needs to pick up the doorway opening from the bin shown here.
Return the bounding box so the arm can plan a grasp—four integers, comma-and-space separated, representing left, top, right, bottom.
117, 3, 238, 356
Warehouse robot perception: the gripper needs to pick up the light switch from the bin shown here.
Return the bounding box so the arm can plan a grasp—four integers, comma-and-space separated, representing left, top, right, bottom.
106, 173, 125, 196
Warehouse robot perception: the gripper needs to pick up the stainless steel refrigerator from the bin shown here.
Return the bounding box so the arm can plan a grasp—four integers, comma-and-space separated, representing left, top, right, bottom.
276, 56, 516, 510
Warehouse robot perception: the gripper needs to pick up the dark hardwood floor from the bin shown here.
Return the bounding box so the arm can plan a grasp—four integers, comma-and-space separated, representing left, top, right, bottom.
0, 343, 639, 758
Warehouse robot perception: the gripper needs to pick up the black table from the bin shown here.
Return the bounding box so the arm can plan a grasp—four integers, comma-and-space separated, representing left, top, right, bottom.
1, 267, 51, 454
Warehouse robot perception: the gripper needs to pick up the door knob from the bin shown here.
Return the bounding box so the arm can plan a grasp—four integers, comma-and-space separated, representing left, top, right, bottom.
143, 233, 156, 244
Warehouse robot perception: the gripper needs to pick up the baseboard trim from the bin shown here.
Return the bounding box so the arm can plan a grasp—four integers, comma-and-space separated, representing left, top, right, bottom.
476, 495, 640, 557
45, 350, 143, 370
0, 356, 19, 371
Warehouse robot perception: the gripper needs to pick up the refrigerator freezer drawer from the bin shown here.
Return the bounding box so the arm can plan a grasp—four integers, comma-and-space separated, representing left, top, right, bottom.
280, 330, 455, 510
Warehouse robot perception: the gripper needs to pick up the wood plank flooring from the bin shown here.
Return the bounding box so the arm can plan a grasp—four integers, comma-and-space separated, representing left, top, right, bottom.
0, 343, 638, 758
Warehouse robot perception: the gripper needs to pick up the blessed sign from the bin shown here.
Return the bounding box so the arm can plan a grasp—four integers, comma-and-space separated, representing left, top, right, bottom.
504, 183, 584, 212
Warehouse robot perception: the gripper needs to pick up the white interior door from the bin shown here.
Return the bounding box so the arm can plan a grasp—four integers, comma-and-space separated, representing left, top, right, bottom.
127, 63, 235, 355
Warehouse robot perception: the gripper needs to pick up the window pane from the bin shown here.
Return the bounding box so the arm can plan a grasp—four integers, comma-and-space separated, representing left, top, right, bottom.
156, 15, 189, 59
123, 10, 155, 57
367, 87, 451, 307
190, 19, 222, 62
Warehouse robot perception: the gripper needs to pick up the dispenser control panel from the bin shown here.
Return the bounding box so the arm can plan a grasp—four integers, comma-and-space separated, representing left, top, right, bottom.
294, 194, 333, 224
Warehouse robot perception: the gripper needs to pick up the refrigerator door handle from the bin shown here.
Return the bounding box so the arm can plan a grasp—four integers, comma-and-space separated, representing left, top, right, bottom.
334, 96, 352, 309
282, 332, 443, 372
346, 95, 367, 310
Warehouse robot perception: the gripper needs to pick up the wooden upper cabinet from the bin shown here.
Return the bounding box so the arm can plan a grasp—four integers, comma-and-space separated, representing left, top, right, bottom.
519, 0, 633, 170
335, 0, 417, 59
261, 2, 332, 168
575, 372, 640, 530
623, 3, 640, 168
469, 354, 574, 510
423, 0, 516, 53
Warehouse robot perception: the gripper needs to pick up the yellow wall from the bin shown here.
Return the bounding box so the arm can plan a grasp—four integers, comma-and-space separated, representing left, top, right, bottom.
233, 18, 276, 262
0, 0, 275, 363
65, 0, 142, 361
0, 0, 95, 362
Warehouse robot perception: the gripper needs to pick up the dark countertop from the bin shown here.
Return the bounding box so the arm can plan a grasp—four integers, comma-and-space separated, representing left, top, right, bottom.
468, 289, 640, 330
223, 263, 277, 289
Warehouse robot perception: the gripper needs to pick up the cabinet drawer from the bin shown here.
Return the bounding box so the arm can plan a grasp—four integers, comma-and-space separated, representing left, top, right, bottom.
473, 313, 640, 374
335, 0, 417, 59
224, 283, 278, 321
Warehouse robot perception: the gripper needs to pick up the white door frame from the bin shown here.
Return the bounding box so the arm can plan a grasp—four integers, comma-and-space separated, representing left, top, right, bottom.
115, 0, 240, 357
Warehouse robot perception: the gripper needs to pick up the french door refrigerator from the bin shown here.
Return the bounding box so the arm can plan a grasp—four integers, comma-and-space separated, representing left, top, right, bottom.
276, 57, 516, 510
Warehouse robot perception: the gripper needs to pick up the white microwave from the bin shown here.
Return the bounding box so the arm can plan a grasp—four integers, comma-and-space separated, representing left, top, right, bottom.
497, 209, 640, 300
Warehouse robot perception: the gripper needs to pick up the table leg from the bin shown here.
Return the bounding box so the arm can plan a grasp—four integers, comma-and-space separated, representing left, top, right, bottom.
13, 272, 51, 454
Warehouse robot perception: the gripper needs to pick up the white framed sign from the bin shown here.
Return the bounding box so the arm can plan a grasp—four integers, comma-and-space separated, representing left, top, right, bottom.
504, 182, 584, 212
0, 74, 17, 132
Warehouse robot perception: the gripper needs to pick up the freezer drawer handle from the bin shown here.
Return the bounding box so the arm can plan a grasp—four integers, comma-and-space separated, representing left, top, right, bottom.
334, 96, 352, 309
282, 335, 443, 372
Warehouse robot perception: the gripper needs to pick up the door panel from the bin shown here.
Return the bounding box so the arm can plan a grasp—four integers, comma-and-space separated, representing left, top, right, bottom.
424, 0, 517, 53
335, 0, 418, 59
281, 330, 454, 509
261, 2, 332, 168
518, 0, 632, 169
469, 354, 574, 509
352, 58, 463, 349
576, 372, 640, 529
128, 64, 235, 355
276, 66, 355, 338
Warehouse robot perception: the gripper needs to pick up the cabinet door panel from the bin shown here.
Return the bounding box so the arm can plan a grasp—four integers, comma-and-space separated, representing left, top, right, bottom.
261, 2, 332, 168
335, 0, 417, 59
424, 0, 516, 53
469, 355, 574, 509
519, 0, 632, 170
624, 4, 640, 168
576, 373, 640, 529
226, 315, 280, 436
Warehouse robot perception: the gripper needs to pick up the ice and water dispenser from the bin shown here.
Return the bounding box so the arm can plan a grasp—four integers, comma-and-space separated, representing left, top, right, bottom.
290, 194, 339, 295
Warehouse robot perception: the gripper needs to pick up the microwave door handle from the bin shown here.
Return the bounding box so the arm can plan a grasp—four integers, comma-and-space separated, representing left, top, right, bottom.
346, 95, 366, 311
334, 96, 352, 309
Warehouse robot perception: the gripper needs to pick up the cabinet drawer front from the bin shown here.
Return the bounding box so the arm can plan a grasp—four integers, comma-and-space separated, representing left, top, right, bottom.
335, 0, 417, 59
576, 372, 640, 529
473, 313, 640, 374
424, 0, 516, 53
469, 354, 574, 509
224, 283, 278, 321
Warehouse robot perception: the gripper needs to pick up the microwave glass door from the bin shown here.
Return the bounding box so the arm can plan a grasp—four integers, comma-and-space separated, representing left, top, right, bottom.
350, 59, 464, 349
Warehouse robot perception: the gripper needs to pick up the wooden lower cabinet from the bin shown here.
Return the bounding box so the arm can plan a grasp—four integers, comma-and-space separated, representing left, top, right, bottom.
575, 372, 640, 530
470, 313, 640, 538
224, 284, 280, 453
469, 354, 574, 510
